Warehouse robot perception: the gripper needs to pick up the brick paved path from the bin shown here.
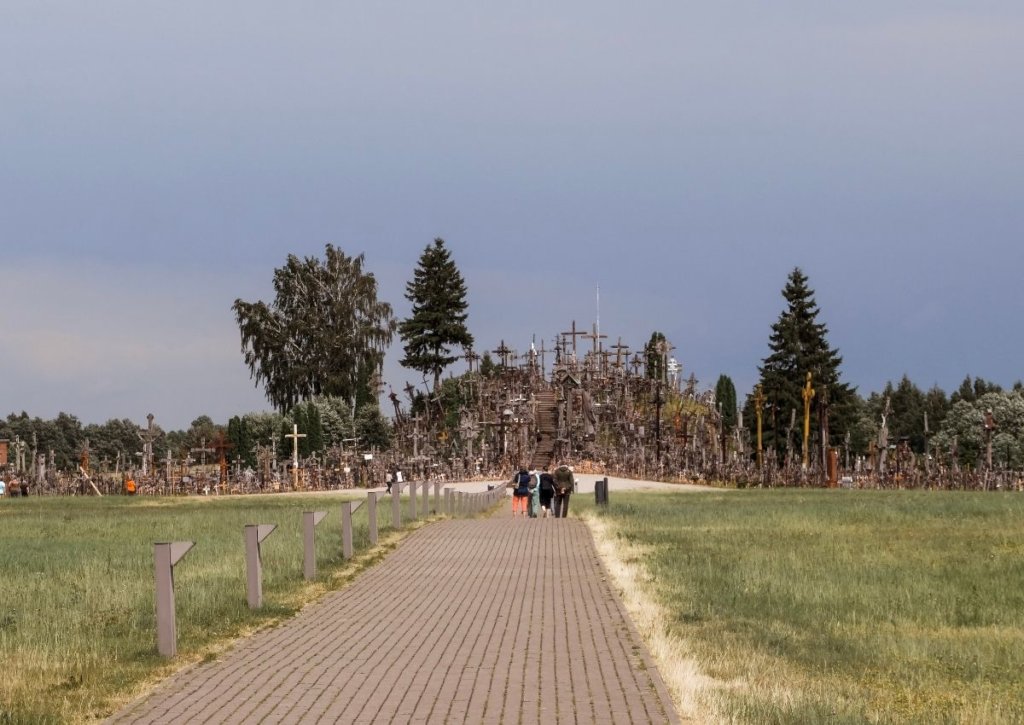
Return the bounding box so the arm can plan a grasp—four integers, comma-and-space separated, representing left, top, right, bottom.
110, 512, 680, 724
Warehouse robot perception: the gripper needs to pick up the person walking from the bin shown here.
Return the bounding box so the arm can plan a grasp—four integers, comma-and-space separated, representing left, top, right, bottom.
538, 470, 555, 518
512, 467, 531, 518
529, 470, 540, 518
552, 464, 574, 518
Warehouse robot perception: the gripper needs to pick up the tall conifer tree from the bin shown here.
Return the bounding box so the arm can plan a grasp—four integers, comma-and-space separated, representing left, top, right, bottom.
756, 267, 853, 454
399, 239, 474, 391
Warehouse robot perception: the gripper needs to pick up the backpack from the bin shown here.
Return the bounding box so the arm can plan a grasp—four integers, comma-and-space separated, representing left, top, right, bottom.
516, 470, 531, 487
539, 473, 555, 493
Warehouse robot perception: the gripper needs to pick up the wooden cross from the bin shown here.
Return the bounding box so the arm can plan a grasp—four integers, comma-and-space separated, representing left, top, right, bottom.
611, 337, 630, 370
584, 322, 608, 357
464, 348, 480, 373
285, 424, 306, 489
801, 372, 815, 470
211, 432, 233, 489
492, 340, 514, 367
137, 413, 159, 476
560, 321, 587, 358
190, 437, 215, 468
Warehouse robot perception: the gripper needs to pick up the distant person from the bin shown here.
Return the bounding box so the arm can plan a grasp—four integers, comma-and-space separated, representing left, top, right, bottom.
0, 477, 6, 497
552, 464, 574, 518
125, 477, 137, 495
512, 467, 531, 518
538, 470, 555, 518
529, 471, 541, 518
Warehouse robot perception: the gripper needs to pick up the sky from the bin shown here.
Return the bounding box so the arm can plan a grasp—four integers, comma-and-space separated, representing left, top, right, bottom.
2, 2, 1022, 431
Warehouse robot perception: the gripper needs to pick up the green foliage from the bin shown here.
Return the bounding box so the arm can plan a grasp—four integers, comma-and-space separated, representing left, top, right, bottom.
933, 390, 1024, 468
227, 416, 255, 468
865, 377, 951, 454
82, 418, 146, 470
288, 401, 324, 457
354, 403, 392, 451
398, 238, 474, 390
233, 245, 396, 413
644, 331, 668, 381
479, 351, 497, 379
185, 415, 220, 452
951, 375, 1004, 405
756, 267, 855, 454
715, 375, 737, 431
308, 396, 356, 447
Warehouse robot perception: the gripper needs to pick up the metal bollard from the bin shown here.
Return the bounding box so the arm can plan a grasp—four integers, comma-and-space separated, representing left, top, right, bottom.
342, 500, 364, 559
245, 524, 278, 609
154, 541, 195, 657
392, 483, 402, 528
303, 511, 327, 580
367, 492, 378, 545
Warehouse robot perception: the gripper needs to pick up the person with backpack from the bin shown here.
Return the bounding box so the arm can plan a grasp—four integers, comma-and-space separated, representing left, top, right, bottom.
538, 470, 556, 518
512, 467, 531, 518
552, 464, 575, 518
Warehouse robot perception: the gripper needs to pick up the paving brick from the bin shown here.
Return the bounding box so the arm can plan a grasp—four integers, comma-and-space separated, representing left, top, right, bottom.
108, 513, 680, 724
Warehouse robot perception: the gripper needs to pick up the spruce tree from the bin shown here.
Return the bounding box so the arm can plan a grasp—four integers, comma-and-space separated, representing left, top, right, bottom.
399, 238, 474, 391
715, 375, 738, 431
756, 267, 853, 455
644, 331, 668, 381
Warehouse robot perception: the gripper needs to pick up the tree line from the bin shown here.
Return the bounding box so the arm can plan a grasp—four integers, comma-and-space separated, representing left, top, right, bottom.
726, 268, 1024, 470
4, 247, 1021, 474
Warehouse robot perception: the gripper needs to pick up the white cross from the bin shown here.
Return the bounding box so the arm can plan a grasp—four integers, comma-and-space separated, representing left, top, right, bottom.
285, 424, 306, 488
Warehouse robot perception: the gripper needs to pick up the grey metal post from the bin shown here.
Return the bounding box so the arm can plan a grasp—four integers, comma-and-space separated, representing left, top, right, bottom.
303, 511, 327, 580
433, 482, 441, 514
154, 541, 194, 658
245, 524, 278, 609
342, 501, 355, 559
367, 492, 378, 545
392, 483, 402, 528
420, 482, 429, 517
409, 481, 418, 521
445, 488, 452, 516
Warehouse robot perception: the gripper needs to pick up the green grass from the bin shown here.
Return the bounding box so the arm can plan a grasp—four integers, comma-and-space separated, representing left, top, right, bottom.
0, 493, 409, 723
583, 490, 1024, 724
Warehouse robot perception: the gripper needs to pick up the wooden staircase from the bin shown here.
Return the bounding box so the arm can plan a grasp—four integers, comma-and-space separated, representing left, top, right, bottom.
530, 390, 558, 471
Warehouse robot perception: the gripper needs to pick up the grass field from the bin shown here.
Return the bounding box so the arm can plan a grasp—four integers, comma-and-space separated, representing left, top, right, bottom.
581, 490, 1024, 724
0, 493, 404, 724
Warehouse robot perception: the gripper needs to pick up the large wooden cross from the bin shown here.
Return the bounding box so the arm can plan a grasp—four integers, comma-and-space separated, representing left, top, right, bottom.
611, 337, 630, 370
285, 424, 306, 489
560, 321, 587, 358
492, 340, 513, 367
801, 372, 815, 470
211, 432, 233, 490
583, 322, 608, 358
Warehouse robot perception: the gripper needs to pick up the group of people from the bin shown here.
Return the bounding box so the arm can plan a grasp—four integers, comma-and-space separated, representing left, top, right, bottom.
511, 464, 575, 518
0, 477, 28, 497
